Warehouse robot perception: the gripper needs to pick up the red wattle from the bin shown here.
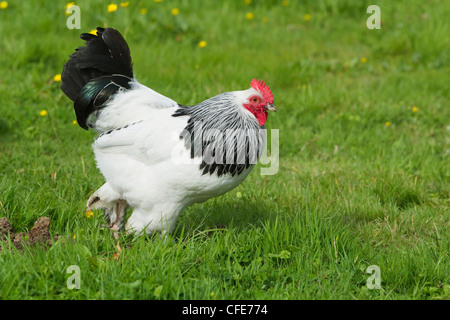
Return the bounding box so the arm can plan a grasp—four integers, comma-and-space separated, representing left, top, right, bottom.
244, 104, 268, 126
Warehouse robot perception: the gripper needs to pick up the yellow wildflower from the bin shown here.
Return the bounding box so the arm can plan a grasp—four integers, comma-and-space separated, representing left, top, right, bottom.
65, 2, 75, 15
73, 235, 76, 239
385, 121, 391, 126
107, 3, 118, 13
282, 0, 289, 6
120, 1, 129, 7
361, 57, 368, 63
154, 0, 163, 2
40, 110, 48, 117
244, 0, 251, 4
245, 12, 254, 20
304, 14, 311, 21
140, 8, 148, 14
171, 8, 180, 15
53, 74, 62, 82
412, 106, 419, 112
0, 1, 8, 9
65, 2, 75, 9
73, 120, 77, 125
198, 40, 207, 48
85, 210, 94, 218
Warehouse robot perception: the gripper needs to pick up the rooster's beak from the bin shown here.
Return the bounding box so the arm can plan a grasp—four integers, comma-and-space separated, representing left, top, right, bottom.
264, 103, 276, 112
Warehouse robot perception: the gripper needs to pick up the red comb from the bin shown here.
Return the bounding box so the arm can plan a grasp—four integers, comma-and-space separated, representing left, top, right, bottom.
250, 79, 274, 104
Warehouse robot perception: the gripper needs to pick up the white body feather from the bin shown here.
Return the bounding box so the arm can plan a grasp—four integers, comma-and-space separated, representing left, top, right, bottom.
91, 80, 261, 235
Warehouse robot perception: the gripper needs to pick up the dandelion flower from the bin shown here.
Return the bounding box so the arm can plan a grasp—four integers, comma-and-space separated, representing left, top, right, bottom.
73, 235, 76, 239
245, 12, 254, 20
65, 2, 75, 10
304, 14, 311, 21
154, 0, 163, 2
85, 210, 94, 218
244, 0, 251, 5
0, 1, 8, 9
361, 57, 368, 63
385, 121, 391, 126
53, 74, 62, 82
282, 0, 289, 6
73, 120, 77, 125
412, 106, 419, 112
198, 40, 207, 48
65, 2, 75, 15
107, 3, 118, 13
120, 1, 129, 7
140, 8, 148, 14
171, 8, 180, 15
40, 110, 48, 116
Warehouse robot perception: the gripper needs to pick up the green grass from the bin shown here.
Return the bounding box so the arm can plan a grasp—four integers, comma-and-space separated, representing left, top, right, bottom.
0, 0, 449, 300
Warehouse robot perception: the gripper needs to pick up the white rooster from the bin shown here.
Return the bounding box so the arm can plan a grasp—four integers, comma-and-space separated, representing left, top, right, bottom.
61, 27, 276, 237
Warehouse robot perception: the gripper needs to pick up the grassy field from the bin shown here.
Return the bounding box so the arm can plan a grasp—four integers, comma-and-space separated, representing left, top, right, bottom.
0, 0, 448, 300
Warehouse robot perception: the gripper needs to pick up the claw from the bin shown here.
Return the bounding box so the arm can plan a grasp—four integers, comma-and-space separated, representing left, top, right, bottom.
110, 241, 122, 260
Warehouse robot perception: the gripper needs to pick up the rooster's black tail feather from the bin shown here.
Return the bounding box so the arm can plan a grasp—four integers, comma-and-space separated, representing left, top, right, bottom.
61, 27, 133, 129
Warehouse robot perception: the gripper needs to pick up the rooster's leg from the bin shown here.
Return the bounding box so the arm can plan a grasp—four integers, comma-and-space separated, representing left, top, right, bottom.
108, 200, 128, 240
86, 183, 128, 239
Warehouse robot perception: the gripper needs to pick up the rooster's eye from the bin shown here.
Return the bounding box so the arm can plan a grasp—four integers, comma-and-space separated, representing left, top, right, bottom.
252, 97, 258, 103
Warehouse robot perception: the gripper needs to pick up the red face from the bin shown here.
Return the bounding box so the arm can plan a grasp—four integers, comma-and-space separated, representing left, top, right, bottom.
243, 94, 269, 126
243, 79, 275, 126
